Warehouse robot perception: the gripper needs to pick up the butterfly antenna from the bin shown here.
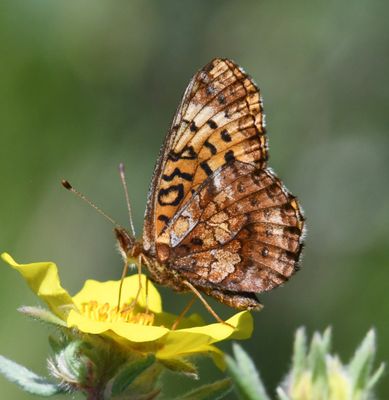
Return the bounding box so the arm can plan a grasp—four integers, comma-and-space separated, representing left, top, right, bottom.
61, 180, 118, 226
118, 163, 136, 237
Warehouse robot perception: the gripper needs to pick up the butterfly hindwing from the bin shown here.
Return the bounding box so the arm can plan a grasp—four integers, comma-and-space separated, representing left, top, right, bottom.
156, 161, 304, 295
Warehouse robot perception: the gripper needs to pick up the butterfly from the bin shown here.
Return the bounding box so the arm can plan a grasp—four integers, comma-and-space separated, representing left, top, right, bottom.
112, 58, 305, 314
64, 58, 305, 315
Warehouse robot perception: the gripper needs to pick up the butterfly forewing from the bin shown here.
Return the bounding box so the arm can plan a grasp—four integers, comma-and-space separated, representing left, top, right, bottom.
143, 58, 268, 254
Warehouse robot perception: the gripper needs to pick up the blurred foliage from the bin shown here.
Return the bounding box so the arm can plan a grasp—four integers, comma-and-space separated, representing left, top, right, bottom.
226, 330, 384, 400
0, 0, 388, 399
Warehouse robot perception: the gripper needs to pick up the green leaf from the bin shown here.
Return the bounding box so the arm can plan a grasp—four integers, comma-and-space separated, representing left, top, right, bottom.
226, 343, 271, 400
348, 329, 379, 392
276, 387, 291, 400
321, 327, 332, 352
18, 306, 66, 327
366, 362, 385, 390
159, 357, 198, 379
110, 354, 156, 397
0, 354, 63, 396
178, 378, 232, 400
290, 327, 307, 383
307, 328, 331, 382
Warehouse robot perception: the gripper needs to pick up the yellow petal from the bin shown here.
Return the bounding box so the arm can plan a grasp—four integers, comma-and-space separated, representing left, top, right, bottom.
1, 253, 74, 319
72, 274, 162, 314
156, 311, 253, 360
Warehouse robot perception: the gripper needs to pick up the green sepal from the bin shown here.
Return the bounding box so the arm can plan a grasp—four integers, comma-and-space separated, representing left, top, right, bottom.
277, 327, 385, 399
63, 340, 94, 384
0, 354, 64, 396
276, 387, 291, 400
178, 378, 232, 400
307, 327, 331, 382
109, 354, 156, 397
348, 329, 385, 393
225, 343, 271, 400
18, 306, 66, 327
290, 327, 307, 384
366, 362, 385, 391
159, 357, 198, 379
48, 334, 65, 354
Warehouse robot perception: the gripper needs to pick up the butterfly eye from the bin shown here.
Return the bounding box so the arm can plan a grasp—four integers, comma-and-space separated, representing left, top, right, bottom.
114, 228, 134, 255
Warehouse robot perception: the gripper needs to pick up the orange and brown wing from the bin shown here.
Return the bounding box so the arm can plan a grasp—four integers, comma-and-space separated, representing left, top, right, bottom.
143, 58, 267, 255
156, 161, 305, 294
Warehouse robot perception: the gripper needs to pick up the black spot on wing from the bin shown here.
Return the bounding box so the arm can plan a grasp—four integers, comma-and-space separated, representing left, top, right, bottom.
250, 197, 259, 206
224, 150, 236, 163
207, 119, 218, 129
168, 146, 197, 161
158, 184, 184, 206
190, 121, 198, 132
217, 94, 226, 104
162, 168, 193, 182
191, 237, 204, 246
158, 214, 170, 224
200, 161, 213, 176
204, 140, 217, 155
220, 129, 232, 142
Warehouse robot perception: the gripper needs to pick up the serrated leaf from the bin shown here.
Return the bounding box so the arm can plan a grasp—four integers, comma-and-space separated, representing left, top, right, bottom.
0, 354, 63, 396
226, 343, 271, 400
348, 329, 377, 392
18, 306, 67, 327
178, 378, 232, 400
110, 354, 155, 397
159, 357, 198, 379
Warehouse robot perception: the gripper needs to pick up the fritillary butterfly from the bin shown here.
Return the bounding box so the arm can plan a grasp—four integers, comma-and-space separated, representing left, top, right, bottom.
115, 58, 305, 311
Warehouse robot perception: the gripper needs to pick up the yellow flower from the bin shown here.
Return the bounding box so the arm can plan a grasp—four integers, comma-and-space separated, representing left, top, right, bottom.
2, 253, 252, 367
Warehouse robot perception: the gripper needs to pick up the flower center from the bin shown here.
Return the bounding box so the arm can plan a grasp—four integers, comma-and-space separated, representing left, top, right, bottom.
80, 300, 154, 326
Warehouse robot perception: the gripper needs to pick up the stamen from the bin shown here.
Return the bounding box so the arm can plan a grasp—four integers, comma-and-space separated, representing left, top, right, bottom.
80, 300, 154, 326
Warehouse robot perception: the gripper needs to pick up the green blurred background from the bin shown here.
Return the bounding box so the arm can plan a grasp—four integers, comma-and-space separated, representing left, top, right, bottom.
1, 1, 388, 398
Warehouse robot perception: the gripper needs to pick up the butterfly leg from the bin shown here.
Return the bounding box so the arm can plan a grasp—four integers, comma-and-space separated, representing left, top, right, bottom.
182, 280, 233, 328
145, 275, 150, 314
171, 295, 196, 330
140, 256, 154, 316
117, 259, 129, 309
128, 254, 144, 309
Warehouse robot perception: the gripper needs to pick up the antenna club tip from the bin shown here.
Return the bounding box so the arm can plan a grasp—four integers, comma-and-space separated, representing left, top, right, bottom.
61, 180, 73, 190
119, 162, 125, 173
